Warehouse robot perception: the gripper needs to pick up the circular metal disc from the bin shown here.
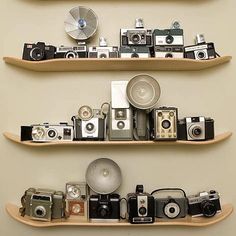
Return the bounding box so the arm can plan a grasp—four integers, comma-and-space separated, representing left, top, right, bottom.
126, 74, 161, 110
85, 158, 122, 194
64, 6, 98, 41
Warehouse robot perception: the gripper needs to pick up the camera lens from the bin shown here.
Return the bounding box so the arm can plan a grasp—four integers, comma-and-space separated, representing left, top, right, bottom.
99, 53, 107, 58
47, 129, 57, 139
131, 34, 141, 44
162, 120, 171, 129
131, 53, 139, 58
164, 202, 180, 219
30, 47, 44, 61
98, 205, 110, 218
165, 53, 173, 58
117, 121, 125, 130
139, 207, 147, 215
192, 127, 202, 137
34, 206, 46, 218
166, 35, 174, 44
86, 123, 95, 132
66, 51, 78, 59
197, 51, 206, 59
201, 200, 217, 217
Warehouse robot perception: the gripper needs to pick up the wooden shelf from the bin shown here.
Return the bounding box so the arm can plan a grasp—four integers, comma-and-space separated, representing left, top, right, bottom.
3, 56, 232, 72
3, 131, 232, 147
6, 203, 233, 227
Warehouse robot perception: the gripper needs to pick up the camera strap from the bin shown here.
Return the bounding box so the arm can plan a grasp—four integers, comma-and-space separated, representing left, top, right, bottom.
215, 52, 221, 57
151, 188, 187, 198
19, 191, 27, 217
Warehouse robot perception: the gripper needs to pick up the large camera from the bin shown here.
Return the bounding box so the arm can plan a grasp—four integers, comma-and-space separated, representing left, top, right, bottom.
184, 34, 217, 60
120, 46, 151, 58
109, 81, 133, 141
150, 107, 178, 141
127, 185, 155, 224
153, 21, 184, 58
187, 190, 221, 217
71, 105, 106, 141
22, 42, 56, 61
88, 38, 119, 58
120, 18, 152, 47
21, 188, 65, 221
177, 116, 214, 141
152, 188, 188, 219
55, 42, 87, 58
21, 123, 74, 142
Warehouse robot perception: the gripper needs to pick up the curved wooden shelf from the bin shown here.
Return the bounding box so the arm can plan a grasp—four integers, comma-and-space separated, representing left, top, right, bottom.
3, 131, 232, 147
6, 203, 233, 227
3, 56, 232, 72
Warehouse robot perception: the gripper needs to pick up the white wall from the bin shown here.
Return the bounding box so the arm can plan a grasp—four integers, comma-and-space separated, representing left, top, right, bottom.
0, 0, 235, 235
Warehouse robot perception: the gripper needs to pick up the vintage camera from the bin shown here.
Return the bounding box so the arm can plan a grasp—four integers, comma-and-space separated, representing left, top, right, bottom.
22, 42, 56, 61
187, 190, 221, 217
88, 37, 119, 58
184, 34, 217, 60
89, 194, 120, 222
55, 42, 87, 58
153, 21, 184, 58
120, 46, 151, 58
127, 185, 155, 224
71, 105, 106, 141
21, 188, 65, 221
120, 18, 152, 47
152, 188, 188, 219
65, 182, 88, 220
21, 123, 74, 142
109, 81, 133, 141
150, 107, 178, 141
177, 116, 214, 141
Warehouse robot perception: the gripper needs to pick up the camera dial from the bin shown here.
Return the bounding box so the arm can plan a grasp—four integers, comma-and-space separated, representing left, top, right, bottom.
34, 206, 47, 218
164, 201, 180, 219
201, 200, 217, 217
30, 47, 44, 61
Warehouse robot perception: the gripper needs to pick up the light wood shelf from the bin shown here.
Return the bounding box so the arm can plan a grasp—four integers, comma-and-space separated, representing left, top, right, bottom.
3, 131, 232, 147
6, 203, 233, 227
3, 56, 232, 72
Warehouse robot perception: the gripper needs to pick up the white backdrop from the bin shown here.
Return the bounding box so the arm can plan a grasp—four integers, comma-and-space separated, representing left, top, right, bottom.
0, 0, 235, 235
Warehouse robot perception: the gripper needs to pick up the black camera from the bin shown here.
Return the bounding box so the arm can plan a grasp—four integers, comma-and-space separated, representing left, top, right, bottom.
187, 190, 221, 218
22, 42, 55, 61
184, 34, 217, 60
177, 116, 214, 141
89, 194, 120, 221
127, 185, 155, 224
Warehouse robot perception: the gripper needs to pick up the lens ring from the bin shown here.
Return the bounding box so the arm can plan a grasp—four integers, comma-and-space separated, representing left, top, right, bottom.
131, 34, 141, 44
85, 122, 95, 133
197, 51, 206, 59
166, 35, 174, 44
34, 206, 46, 218
66, 51, 78, 58
201, 200, 217, 218
162, 119, 171, 129
164, 202, 180, 219
47, 129, 57, 139
30, 47, 44, 61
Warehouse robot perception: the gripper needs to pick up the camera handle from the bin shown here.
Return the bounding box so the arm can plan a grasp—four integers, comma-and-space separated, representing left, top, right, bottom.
151, 188, 187, 198
120, 198, 128, 220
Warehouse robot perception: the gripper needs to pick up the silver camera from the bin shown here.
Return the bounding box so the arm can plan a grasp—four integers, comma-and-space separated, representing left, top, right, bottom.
21, 188, 65, 221
72, 105, 107, 141
88, 37, 119, 58
109, 81, 133, 141
55, 42, 87, 58
120, 18, 153, 47
153, 21, 184, 58
31, 123, 73, 142
150, 107, 178, 140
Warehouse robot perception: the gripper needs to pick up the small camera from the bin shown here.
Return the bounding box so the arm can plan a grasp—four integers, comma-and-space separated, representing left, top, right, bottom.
21, 188, 65, 221
127, 185, 155, 224
177, 116, 214, 141
184, 34, 217, 60
21, 123, 74, 142
187, 190, 221, 217
71, 105, 106, 141
153, 188, 188, 219
89, 194, 120, 221
109, 81, 133, 141
88, 37, 119, 58
153, 21, 184, 58
120, 46, 151, 58
65, 182, 88, 220
22, 42, 56, 61
150, 107, 178, 141
55, 42, 87, 58
120, 18, 153, 47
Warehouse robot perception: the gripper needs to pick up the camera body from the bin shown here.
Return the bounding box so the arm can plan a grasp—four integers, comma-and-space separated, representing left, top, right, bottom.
89, 194, 120, 222
22, 42, 55, 61
184, 34, 217, 60
120, 46, 151, 58
72, 105, 106, 141
23, 188, 65, 221
65, 182, 88, 220
21, 123, 74, 142
153, 22, 184, 58
127, 185, 155, 224
55, 43, 87, 58
150, 107, 178, 141
177, 116, 214, 141
109, 81, 133, 141
187, 190, 221, 217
